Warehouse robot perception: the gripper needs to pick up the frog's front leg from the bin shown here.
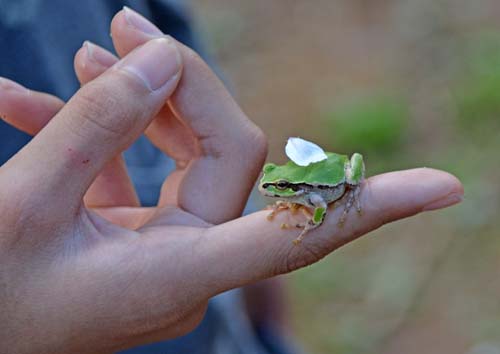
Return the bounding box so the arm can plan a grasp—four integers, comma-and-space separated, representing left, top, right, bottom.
293, 194, 327, 245
280, 207, 313, 229
266, 201, 288, 220
267, 201, 301, 221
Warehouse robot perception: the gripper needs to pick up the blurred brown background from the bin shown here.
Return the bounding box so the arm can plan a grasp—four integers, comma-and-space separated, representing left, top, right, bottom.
192, 1, 500, 353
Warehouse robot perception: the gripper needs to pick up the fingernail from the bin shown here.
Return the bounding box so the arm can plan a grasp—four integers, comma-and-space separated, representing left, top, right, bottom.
0, 77, 29, 93
422, 192, 464, 211
117, 37, 181, 91
123, 6, 162, 36
83, 41, 117, 68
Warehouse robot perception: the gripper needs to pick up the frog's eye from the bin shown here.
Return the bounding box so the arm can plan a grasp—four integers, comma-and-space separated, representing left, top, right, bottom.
275, 180, 289, 190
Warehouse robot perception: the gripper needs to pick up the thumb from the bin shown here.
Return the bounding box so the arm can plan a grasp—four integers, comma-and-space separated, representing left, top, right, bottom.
2, 37, 181, 215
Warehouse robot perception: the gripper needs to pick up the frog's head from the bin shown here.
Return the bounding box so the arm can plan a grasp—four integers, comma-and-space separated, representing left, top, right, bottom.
258, 163, 303, 198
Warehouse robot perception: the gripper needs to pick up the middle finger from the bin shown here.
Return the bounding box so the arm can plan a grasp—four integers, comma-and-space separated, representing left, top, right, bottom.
110, 8, 267, 225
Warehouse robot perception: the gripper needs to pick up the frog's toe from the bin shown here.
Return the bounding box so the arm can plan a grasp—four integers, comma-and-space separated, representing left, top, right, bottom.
289, 203, 301, 214
292, 219, 322, 244
266, 201, 294, 221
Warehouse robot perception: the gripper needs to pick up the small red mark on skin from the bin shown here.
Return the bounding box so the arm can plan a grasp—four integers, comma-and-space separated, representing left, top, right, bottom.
66, 147, 91, 168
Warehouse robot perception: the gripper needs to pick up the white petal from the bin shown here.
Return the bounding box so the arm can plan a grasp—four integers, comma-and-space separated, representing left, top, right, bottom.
285, 137, 328, 166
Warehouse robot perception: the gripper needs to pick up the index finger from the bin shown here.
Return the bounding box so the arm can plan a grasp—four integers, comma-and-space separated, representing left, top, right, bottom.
197, 168, 464, 296
110, 8, 267, 224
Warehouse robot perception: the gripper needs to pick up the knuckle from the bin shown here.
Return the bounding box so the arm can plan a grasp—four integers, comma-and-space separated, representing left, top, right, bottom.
247, 125, 268, 159
229, 124, 268, 162
237, 125, 268, 173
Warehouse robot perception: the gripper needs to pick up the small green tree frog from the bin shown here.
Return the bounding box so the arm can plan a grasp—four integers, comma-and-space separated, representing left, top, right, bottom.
258, 138, 365, 244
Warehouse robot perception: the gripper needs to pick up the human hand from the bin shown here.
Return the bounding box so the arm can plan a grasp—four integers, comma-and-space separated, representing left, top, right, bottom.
0, 8, 463, 354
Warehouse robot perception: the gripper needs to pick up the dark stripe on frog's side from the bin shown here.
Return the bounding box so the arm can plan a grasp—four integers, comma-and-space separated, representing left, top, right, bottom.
267, 182, 348, 205
262, 182, 344, 190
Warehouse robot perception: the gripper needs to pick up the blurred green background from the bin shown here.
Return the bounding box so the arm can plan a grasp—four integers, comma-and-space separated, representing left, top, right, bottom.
193, 1, 500, 353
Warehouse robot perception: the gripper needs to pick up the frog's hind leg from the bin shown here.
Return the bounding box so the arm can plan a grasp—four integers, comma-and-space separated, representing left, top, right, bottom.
338, 190, 354, 226
338, 185, 362, 226
345, 152, 364, 216
293, 219, 321, 245
354, 184, 362, 215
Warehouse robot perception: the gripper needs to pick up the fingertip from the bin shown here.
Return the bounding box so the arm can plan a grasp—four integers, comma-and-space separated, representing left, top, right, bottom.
110, 10, 128, 56
405, 167, 464, 198
86, 41, 118, 67
361, 168, 464, 226
0, 78, 63, 134
369, 167, 462, 195
122, 6, 162, 36
436, 168, 464, 196
110, 10, 137, 57
74, 41, 118, 84
0, 77, 30, 94
110, 8, 163, 57
74, 45, 88, 83
415, 168, 464, 211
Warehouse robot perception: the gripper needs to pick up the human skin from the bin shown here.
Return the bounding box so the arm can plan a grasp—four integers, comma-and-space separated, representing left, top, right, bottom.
0, 8, 463, 354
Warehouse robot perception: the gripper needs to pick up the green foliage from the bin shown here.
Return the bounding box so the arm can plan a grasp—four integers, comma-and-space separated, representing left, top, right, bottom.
323, 95, 409, 155
453, 31, 500, 134
454, 70, 500, 130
